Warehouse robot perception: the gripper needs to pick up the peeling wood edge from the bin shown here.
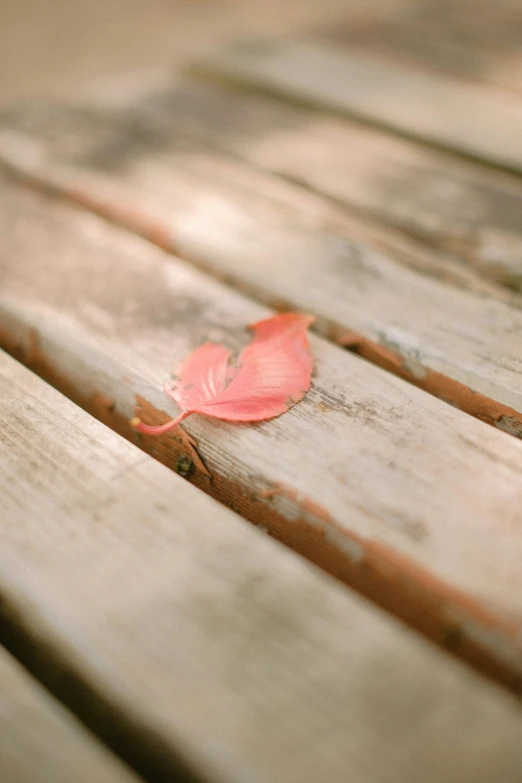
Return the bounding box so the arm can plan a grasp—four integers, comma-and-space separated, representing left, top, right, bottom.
1, 160, 520, 442
2, 325, 522, 696
326, 326, 522, 438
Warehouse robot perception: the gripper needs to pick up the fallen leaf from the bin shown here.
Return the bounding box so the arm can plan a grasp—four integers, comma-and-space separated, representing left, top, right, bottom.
131, 312, 315, 435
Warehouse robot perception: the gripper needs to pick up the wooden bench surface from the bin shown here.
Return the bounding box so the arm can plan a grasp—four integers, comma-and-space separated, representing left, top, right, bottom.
2, 175, 522, 689
2, 2, 522, 779
3, 348, 522, 783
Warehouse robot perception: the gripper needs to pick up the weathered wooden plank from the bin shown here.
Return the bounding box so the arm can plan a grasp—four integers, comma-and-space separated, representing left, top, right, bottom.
198, 38, 522, 174
0, 646, 140, 783
110, 78, 522, 291
1, 97, 522, 433
2, 179, 522, 689
3, 349, 522, 783
320, 0, 522, 96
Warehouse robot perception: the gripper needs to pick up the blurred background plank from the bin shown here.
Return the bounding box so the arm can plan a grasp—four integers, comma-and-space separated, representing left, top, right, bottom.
3, 348, 522, 783
0, 0, 373, 104
319, 0, 522, 96
4, 0, 519, 105
123, 78, 522, 291
201, 39, 522, 174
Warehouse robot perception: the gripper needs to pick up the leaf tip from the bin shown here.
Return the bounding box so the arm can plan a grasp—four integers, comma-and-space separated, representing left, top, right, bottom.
248, 311, 316, 331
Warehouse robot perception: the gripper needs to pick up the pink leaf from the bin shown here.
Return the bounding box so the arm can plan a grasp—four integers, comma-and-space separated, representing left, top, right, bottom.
131, 313, 315, 435
166, 342, 233, 411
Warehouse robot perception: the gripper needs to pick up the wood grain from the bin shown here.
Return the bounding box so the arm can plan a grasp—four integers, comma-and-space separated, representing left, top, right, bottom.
0, 645, 140, 783
3, 178, 522, 688
1, 97, 522, 432
3, 349, 522, 783
198, 38, 522, 174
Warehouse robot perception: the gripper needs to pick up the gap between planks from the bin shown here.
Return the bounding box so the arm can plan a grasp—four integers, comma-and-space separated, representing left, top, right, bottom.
0, 643, 141, 783
3, 347, 522, 783
2, 176, 522, 692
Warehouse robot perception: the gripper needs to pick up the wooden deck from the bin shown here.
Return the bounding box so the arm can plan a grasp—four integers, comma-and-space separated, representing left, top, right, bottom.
1, 2, 522, 781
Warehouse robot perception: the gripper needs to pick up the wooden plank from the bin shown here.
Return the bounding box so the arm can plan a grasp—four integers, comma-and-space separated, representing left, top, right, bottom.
3, 350, 522, 783
2, 178, 522, 689
197, 38, 522, 174
0, 646, 140, 783
2, 96, 522, 433
320, 0, 522, 96
113, 78, 522, 291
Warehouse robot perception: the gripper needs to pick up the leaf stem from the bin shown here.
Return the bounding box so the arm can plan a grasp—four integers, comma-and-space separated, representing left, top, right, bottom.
130, 411, 189, 436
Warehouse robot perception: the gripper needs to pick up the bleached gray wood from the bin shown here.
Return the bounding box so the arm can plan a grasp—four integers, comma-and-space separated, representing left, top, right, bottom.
2, 179, 522, 688
1, 97, 522, 430
2, 349, 522, 783
199, 38, 522, 174
0, 646, 140, 783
